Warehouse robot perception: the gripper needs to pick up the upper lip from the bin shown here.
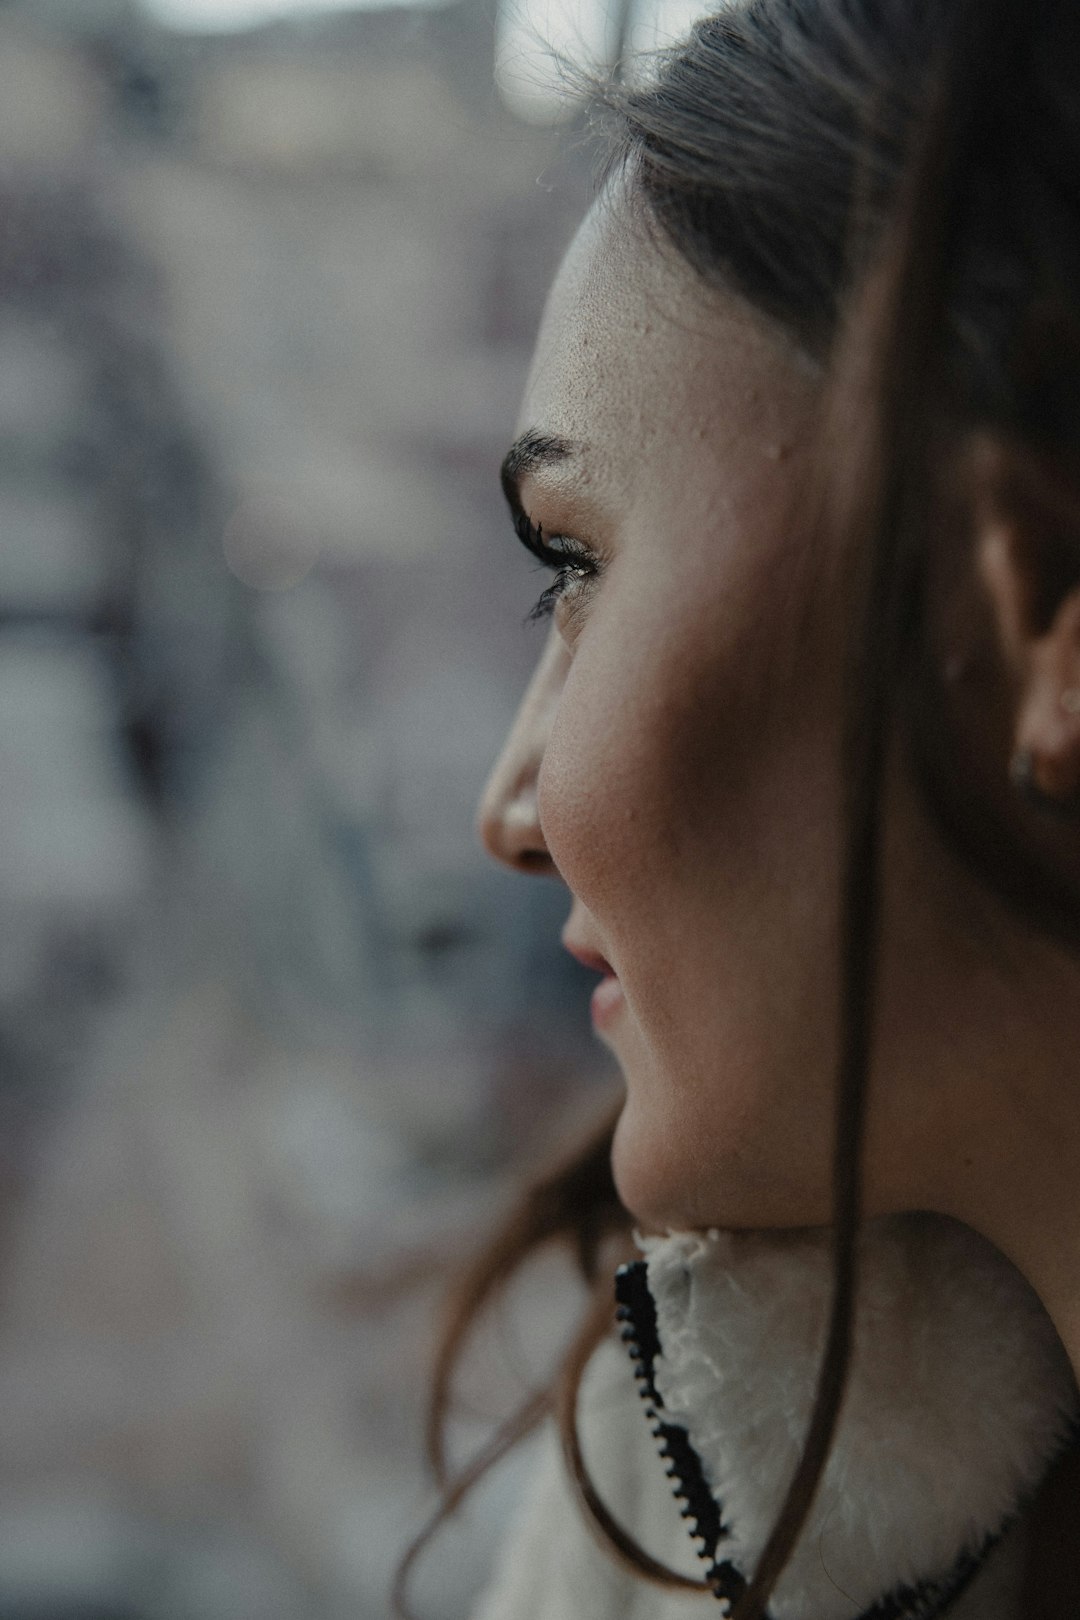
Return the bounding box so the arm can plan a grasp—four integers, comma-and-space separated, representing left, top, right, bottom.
561, 931, 615, 977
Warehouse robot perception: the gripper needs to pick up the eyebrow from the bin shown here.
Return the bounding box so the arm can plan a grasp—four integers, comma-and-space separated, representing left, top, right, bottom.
499, 429, 579, 514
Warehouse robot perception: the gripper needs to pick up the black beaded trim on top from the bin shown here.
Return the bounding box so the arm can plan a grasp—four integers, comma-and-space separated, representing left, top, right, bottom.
613, 1260, 1008, 1620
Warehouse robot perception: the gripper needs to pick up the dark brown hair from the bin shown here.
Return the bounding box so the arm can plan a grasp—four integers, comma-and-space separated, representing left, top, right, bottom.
398, 0, 1080, 1614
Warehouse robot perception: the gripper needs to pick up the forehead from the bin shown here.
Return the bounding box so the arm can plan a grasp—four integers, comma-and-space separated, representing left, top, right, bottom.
518, 189, 818, 515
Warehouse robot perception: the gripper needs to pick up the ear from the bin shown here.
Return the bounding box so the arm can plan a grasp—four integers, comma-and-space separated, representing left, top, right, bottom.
972, 436, 1080, 804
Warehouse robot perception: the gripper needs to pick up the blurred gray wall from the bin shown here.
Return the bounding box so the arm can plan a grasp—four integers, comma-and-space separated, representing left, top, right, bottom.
0, 3, 619, 1615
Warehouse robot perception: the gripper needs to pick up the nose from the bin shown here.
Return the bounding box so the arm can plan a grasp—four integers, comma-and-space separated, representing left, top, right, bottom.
477, 625, 568, 875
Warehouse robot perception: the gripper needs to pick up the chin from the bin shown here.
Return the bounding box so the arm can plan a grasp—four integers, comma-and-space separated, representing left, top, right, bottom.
610, 1087, 830, 1235
610, 1093, 717, 1232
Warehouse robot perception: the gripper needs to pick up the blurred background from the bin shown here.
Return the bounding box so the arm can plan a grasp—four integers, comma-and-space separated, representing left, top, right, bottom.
0, 0, 701, 1614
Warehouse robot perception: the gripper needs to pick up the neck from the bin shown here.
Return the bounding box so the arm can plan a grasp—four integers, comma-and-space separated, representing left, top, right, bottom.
866, 765, 1080, 1393
948, 1141, 1080, 1396
879, 900, 1080, 1392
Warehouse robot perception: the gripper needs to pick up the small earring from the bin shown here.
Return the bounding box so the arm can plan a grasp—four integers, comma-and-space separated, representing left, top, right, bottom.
1009, 746, 1080, 821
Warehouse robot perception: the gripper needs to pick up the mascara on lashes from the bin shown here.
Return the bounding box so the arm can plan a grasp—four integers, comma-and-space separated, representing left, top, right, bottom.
512, 509, 597, 623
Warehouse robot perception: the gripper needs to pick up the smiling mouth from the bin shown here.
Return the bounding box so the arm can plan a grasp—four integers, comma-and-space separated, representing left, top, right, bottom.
562, 939, 614, 977
561, 930, 624, 1030
588, 973, 624, 1030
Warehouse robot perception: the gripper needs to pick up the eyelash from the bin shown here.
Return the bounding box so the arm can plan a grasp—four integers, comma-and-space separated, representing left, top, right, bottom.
513, 509, 598, 624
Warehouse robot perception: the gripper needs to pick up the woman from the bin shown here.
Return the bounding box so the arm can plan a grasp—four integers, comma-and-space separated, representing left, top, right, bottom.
408, 0, 1080, 1614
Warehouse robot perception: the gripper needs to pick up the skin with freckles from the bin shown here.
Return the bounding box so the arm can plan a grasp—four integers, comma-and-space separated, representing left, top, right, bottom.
479, 186, 1080, 1391
489, 195, 850, 1230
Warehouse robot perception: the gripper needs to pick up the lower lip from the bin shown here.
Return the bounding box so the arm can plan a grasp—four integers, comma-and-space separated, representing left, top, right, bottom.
590, 974, 624, 1030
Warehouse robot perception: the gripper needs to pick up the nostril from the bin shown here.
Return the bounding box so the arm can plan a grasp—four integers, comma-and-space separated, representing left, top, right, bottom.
477, 789, 552, 873
517, 848, 555, 874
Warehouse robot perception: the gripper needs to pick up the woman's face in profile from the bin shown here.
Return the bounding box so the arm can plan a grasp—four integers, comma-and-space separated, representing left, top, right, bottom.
481, 191, 848, 1230
479, 189, 986, 1235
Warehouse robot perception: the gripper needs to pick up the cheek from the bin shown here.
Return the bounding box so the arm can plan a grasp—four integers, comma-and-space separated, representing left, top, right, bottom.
535, 581, 847, 1231
535, 617, 695, 913
535, 572, 826, 921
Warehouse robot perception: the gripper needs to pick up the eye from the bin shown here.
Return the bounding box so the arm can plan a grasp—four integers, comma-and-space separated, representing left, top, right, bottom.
512, 509, 599, 625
